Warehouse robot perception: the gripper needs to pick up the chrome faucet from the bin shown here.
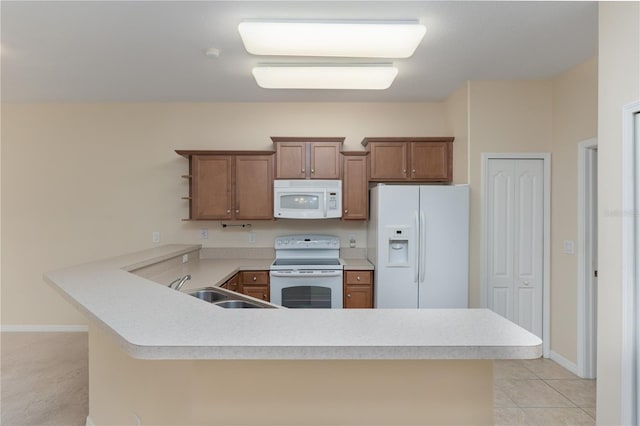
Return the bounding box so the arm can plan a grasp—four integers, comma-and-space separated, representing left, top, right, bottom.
168, 274, 191, 291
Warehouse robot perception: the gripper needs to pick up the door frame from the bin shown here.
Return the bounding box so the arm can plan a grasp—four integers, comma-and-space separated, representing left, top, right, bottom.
621, 100, 640, 426
577, 137, 598, 379
481, 153, 551, 358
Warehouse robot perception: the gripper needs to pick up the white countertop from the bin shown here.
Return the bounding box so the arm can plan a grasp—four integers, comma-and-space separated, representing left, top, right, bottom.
45, 244, 542, 360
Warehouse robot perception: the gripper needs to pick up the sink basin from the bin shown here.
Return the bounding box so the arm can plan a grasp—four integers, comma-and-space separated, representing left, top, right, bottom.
213, 300, 265, 309
187, 288, 229, 303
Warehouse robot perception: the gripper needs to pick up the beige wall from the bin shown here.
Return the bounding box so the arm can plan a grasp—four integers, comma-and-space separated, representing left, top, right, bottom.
0, 102, 447, 325
445, 82, 470, 184
596, 2, 640, 424
467, 80, 554, 309
550, 57, 598, 364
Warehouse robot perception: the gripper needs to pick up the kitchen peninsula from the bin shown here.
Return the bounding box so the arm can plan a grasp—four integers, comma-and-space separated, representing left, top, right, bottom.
45, 244, 542, 426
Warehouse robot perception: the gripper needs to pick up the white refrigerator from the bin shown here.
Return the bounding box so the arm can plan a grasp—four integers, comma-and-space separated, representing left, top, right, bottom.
367, 184, 469, 308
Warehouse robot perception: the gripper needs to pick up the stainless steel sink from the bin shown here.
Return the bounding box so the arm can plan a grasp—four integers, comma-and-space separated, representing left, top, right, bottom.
213, 300, 265, 309
186, 288, 229, 303
185, 287, 275, 308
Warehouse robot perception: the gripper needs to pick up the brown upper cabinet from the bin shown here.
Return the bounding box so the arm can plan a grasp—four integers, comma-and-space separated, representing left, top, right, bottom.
361, 137, 454, 182
342, 152, 369, 221
176, 150, 274, 221
272, 137, 343, 179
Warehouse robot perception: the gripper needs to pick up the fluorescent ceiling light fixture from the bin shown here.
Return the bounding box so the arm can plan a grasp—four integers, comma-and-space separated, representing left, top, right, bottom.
238, 20, 426, 58
252, 64, 398, 90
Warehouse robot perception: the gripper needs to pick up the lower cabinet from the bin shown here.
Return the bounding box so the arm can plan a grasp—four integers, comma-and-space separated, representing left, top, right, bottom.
343, 270, 373, 309
220, 273, 240, 292
240, 271, 270, 301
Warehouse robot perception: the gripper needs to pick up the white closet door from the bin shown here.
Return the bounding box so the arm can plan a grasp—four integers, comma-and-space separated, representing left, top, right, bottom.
487, 158, 544, 337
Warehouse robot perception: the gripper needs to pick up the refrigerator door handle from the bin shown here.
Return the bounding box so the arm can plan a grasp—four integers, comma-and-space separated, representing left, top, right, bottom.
414, 211, 420, 283
419, 210, 426, 283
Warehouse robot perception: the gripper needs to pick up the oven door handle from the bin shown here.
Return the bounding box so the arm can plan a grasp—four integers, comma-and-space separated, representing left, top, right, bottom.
270, 271, 342, 278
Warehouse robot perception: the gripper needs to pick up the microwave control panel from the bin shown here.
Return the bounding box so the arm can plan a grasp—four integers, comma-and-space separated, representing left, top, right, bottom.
328, 192, 338, 210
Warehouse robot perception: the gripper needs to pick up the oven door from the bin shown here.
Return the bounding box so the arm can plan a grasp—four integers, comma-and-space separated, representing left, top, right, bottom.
270, 270, 343, 308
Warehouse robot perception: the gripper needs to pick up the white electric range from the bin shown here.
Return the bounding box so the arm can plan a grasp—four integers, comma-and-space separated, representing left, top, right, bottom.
270, 235, 344, 308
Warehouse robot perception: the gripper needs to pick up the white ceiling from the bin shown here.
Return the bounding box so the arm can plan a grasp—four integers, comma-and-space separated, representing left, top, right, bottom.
0, 1, 598, 103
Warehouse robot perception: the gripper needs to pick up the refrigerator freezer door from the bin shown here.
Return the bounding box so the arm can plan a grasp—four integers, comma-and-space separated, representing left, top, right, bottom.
371, 185, 420, 308
418, 185, 470, 308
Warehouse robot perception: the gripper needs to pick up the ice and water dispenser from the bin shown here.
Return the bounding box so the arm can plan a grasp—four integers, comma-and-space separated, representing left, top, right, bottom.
385, 226, 410, 267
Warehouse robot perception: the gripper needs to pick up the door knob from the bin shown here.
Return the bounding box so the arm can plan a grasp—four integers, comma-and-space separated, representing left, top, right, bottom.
311, 169, 315, 173
235, 209, 239, 213
523, 281, 530, 286
301, 169, 305, 173
226, 210, 231, 213
347, 293, 351, 298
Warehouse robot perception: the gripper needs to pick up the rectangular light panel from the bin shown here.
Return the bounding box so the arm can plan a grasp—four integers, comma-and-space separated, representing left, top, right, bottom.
252, 65, 398, 90
239, 21, 426, 58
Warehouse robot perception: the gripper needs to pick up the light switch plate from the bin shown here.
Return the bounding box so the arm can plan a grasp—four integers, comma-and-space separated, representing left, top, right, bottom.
563, 240, 575, 254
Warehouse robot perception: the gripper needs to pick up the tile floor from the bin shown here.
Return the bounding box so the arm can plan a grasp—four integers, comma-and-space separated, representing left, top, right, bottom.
1, 332, 88, 426
1, 332, 596, 426
494, 359, 596, 425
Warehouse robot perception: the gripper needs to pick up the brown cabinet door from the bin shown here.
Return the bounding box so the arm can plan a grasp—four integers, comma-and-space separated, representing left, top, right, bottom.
224, 274, 240, 293
342, 155, 368, 220
191, 155, 233, 219
369, 143, 408, 180
240, 271, 270, 301
235, 155, 274, 220
344, 271, 373, 308
242, 285, 270, 301
275, 142, 307, 179
410, 142, 452, 181
344, 285, 373, 308
309, 142, 341, 179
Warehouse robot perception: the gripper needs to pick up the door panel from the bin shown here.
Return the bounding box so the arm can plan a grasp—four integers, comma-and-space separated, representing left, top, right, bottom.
492, 287, 511, 319
419, 185, 469, 308
517, 287, 535, 333
486, 158, 544, 338
235, 156, 274, 220
487, 161, 515, 294
373, 185, 419, 308
514, 160, 544, 337
491, 170, 514, 279
192, 155, 233, 220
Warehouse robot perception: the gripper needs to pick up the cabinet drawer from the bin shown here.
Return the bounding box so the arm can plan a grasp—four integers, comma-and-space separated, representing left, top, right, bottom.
344, 271, 372, 285
240, 271, 269, 285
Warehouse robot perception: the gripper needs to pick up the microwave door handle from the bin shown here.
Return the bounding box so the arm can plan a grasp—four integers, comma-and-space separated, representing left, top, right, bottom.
323, 190, 328, 217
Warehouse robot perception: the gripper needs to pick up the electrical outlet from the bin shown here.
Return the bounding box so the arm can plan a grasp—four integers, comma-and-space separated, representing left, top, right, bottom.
182, 254, 189, 263
249, 232, 256, 243
200, 228, 208, 239
348, 234, 356, 248
152, 231, 160, 243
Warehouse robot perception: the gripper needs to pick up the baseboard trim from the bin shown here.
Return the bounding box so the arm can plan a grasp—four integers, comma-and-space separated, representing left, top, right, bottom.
549, 350, 579, 375
1, 325, 88, 332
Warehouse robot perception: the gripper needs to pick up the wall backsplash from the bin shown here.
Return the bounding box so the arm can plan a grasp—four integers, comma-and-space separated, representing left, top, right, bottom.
177, 219, 368, 249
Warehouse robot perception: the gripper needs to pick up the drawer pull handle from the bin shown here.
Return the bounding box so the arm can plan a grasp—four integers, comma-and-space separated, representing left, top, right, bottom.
253, 276, 257, 281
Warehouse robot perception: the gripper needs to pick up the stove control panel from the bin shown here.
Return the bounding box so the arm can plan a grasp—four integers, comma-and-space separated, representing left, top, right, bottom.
275, 234, 340, 250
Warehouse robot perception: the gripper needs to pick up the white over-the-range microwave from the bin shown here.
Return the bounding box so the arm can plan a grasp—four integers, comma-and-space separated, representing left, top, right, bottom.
273, 180, 342, 219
